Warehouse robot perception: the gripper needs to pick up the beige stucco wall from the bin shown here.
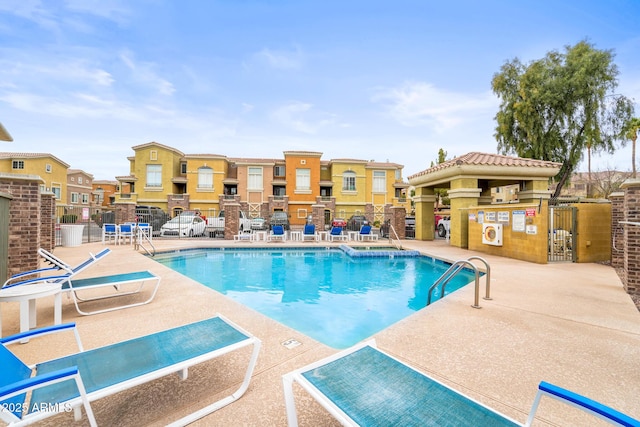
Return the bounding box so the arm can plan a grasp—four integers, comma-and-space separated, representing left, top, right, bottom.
468, 203, 549, 264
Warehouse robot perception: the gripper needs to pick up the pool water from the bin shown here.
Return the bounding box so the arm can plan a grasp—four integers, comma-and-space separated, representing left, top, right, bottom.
152, 248, 477, 349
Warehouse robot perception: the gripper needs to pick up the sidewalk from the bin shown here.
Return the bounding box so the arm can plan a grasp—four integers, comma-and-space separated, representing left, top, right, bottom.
2, 239, 639, 426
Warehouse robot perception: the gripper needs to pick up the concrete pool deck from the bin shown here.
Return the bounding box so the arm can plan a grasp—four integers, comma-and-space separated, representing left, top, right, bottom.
2, 238, 639, 426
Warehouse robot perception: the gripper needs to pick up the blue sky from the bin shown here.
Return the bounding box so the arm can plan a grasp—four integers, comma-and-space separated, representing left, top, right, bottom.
0, 0, 639, 180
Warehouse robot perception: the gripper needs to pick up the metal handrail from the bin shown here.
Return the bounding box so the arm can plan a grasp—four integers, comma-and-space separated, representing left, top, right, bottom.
133, 224, 156, 256
386, 223, 402, 250
427, 256, 491, 309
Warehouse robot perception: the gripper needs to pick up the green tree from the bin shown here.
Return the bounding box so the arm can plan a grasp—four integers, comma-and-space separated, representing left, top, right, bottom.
623, 117, 640, 178
492, 40, 634, 197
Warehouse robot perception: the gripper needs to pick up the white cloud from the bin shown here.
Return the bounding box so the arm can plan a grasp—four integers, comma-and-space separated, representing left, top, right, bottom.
254, 47, 304, 71
372, 81, 498, 132
270, 101, 337, 134
119, 51, 175, 96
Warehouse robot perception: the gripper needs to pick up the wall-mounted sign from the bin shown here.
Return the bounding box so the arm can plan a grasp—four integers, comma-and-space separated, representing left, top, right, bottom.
525, 208, 537, 217
478, 211, 484, 224
526, 224, 537, 235
497, 211, 510, 223
512, 210, 526, 232
485, 211, 496, 222
469, 213, 476, 222
82, 208, 90, 220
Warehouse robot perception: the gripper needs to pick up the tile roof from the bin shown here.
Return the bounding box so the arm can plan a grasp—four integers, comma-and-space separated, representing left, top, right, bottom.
0, 152, 70, 168
408, 152, 562, 180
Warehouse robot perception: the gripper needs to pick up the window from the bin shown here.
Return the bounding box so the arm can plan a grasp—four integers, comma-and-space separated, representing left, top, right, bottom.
12, 160, 24, 170
181, 163, 187, 174
150, 150, 158, 160
296, 168, 310, 191
52, 186, 61, 199
342, 171, 356, 191
274, 165, 285, 177
273, 186, 286, 196
71, 193, 79, 203
45, 164, 52, 173
197, 166, 213, 189
373, 171, 386, 193
82, 194, 89, 204
78, 177, 83, 184
146, 165, 162, 187
395, 169, 401, 180
248, 167, 262, 190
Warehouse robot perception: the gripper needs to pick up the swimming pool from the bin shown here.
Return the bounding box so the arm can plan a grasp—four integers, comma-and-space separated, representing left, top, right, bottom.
152, 248, 477, 349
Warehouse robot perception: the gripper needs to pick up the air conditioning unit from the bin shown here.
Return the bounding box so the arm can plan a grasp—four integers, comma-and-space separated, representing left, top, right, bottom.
482, 223, 503, 246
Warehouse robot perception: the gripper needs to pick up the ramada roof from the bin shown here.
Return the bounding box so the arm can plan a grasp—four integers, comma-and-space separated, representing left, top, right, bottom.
408, 152, 562, 180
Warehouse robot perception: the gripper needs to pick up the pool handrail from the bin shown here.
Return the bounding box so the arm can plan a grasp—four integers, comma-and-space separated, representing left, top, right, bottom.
427, 256, 490, 308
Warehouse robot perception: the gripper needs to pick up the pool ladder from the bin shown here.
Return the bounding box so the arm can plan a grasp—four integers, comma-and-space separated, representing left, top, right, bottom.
133, 224, 156, 257
427, 256, 491, 309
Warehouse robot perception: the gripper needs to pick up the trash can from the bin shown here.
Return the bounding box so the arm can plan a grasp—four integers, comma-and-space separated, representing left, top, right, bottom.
60, 224, 85, 247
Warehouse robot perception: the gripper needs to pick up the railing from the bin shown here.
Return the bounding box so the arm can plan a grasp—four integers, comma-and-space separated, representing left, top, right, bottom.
133, 224, 156, 256
386, 223, 402, 250
427, 256, 491, 309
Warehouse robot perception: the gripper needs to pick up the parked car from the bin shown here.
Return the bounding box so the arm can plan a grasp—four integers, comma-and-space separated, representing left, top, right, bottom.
331, 218, 347, 228
135, 205, 169, 236
437, 216, 451, 238
250, 217, 267, 230
160, 213, 206, 237
269, 211, 290, 230
346, 215, 368, 231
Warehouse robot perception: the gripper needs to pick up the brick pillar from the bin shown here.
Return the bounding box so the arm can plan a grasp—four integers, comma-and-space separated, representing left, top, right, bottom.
391, 206, 406, 239
610, 191, 624, 270
40, 193, 56, 252
115, 202, 136, 223
224, 202, 240, 239
621, 179, 640, 295
0, 174, 43, 278
312, 204, 326, 230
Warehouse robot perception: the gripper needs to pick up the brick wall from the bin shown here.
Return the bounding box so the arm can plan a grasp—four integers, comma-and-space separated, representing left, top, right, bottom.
0, 175, 42, 277
610, 192, 624, 270
40, 193, 55, 252
623, 183, 640, 294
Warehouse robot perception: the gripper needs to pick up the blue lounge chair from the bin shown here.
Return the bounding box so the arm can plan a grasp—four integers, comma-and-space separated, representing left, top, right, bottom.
0, 315, 261, 426
302, 224, 318, 241
283, 340, 640, 427
268, 225, 287, 242
4, 248, 160, 316
329, 226, 348, 242
358, 224, 378, 241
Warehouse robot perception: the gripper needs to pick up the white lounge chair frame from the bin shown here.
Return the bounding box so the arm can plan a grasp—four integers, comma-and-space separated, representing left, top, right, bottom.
283, 340, 639, 427
0, 315, 261, 427
4, 249, 161, 316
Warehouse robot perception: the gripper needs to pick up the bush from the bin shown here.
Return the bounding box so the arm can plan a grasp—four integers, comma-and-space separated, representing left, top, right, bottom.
60, 214, 77, 223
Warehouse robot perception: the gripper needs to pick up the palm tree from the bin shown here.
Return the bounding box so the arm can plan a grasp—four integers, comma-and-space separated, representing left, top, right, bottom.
624, 117, 640, 178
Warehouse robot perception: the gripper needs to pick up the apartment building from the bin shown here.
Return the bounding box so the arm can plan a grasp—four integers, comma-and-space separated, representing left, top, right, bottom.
66, 169, 94, 207
114, 142, 410, 227
0, 152, 69, 203
91, 180, 119, 207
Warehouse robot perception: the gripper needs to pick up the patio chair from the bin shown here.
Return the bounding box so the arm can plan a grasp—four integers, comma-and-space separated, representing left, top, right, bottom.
268, 225, 287, 242
283, 340, 639, 427
117, 223, 134, 245
5, 248, 160, 316
302, 224, 318, 242
329, 226, 348, 242
0, 315, 261, 427
358, 224, 378, 241
101, 224, 118, 244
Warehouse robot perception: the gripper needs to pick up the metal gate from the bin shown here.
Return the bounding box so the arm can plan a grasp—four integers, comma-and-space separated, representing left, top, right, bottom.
548, 205, 576, 262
